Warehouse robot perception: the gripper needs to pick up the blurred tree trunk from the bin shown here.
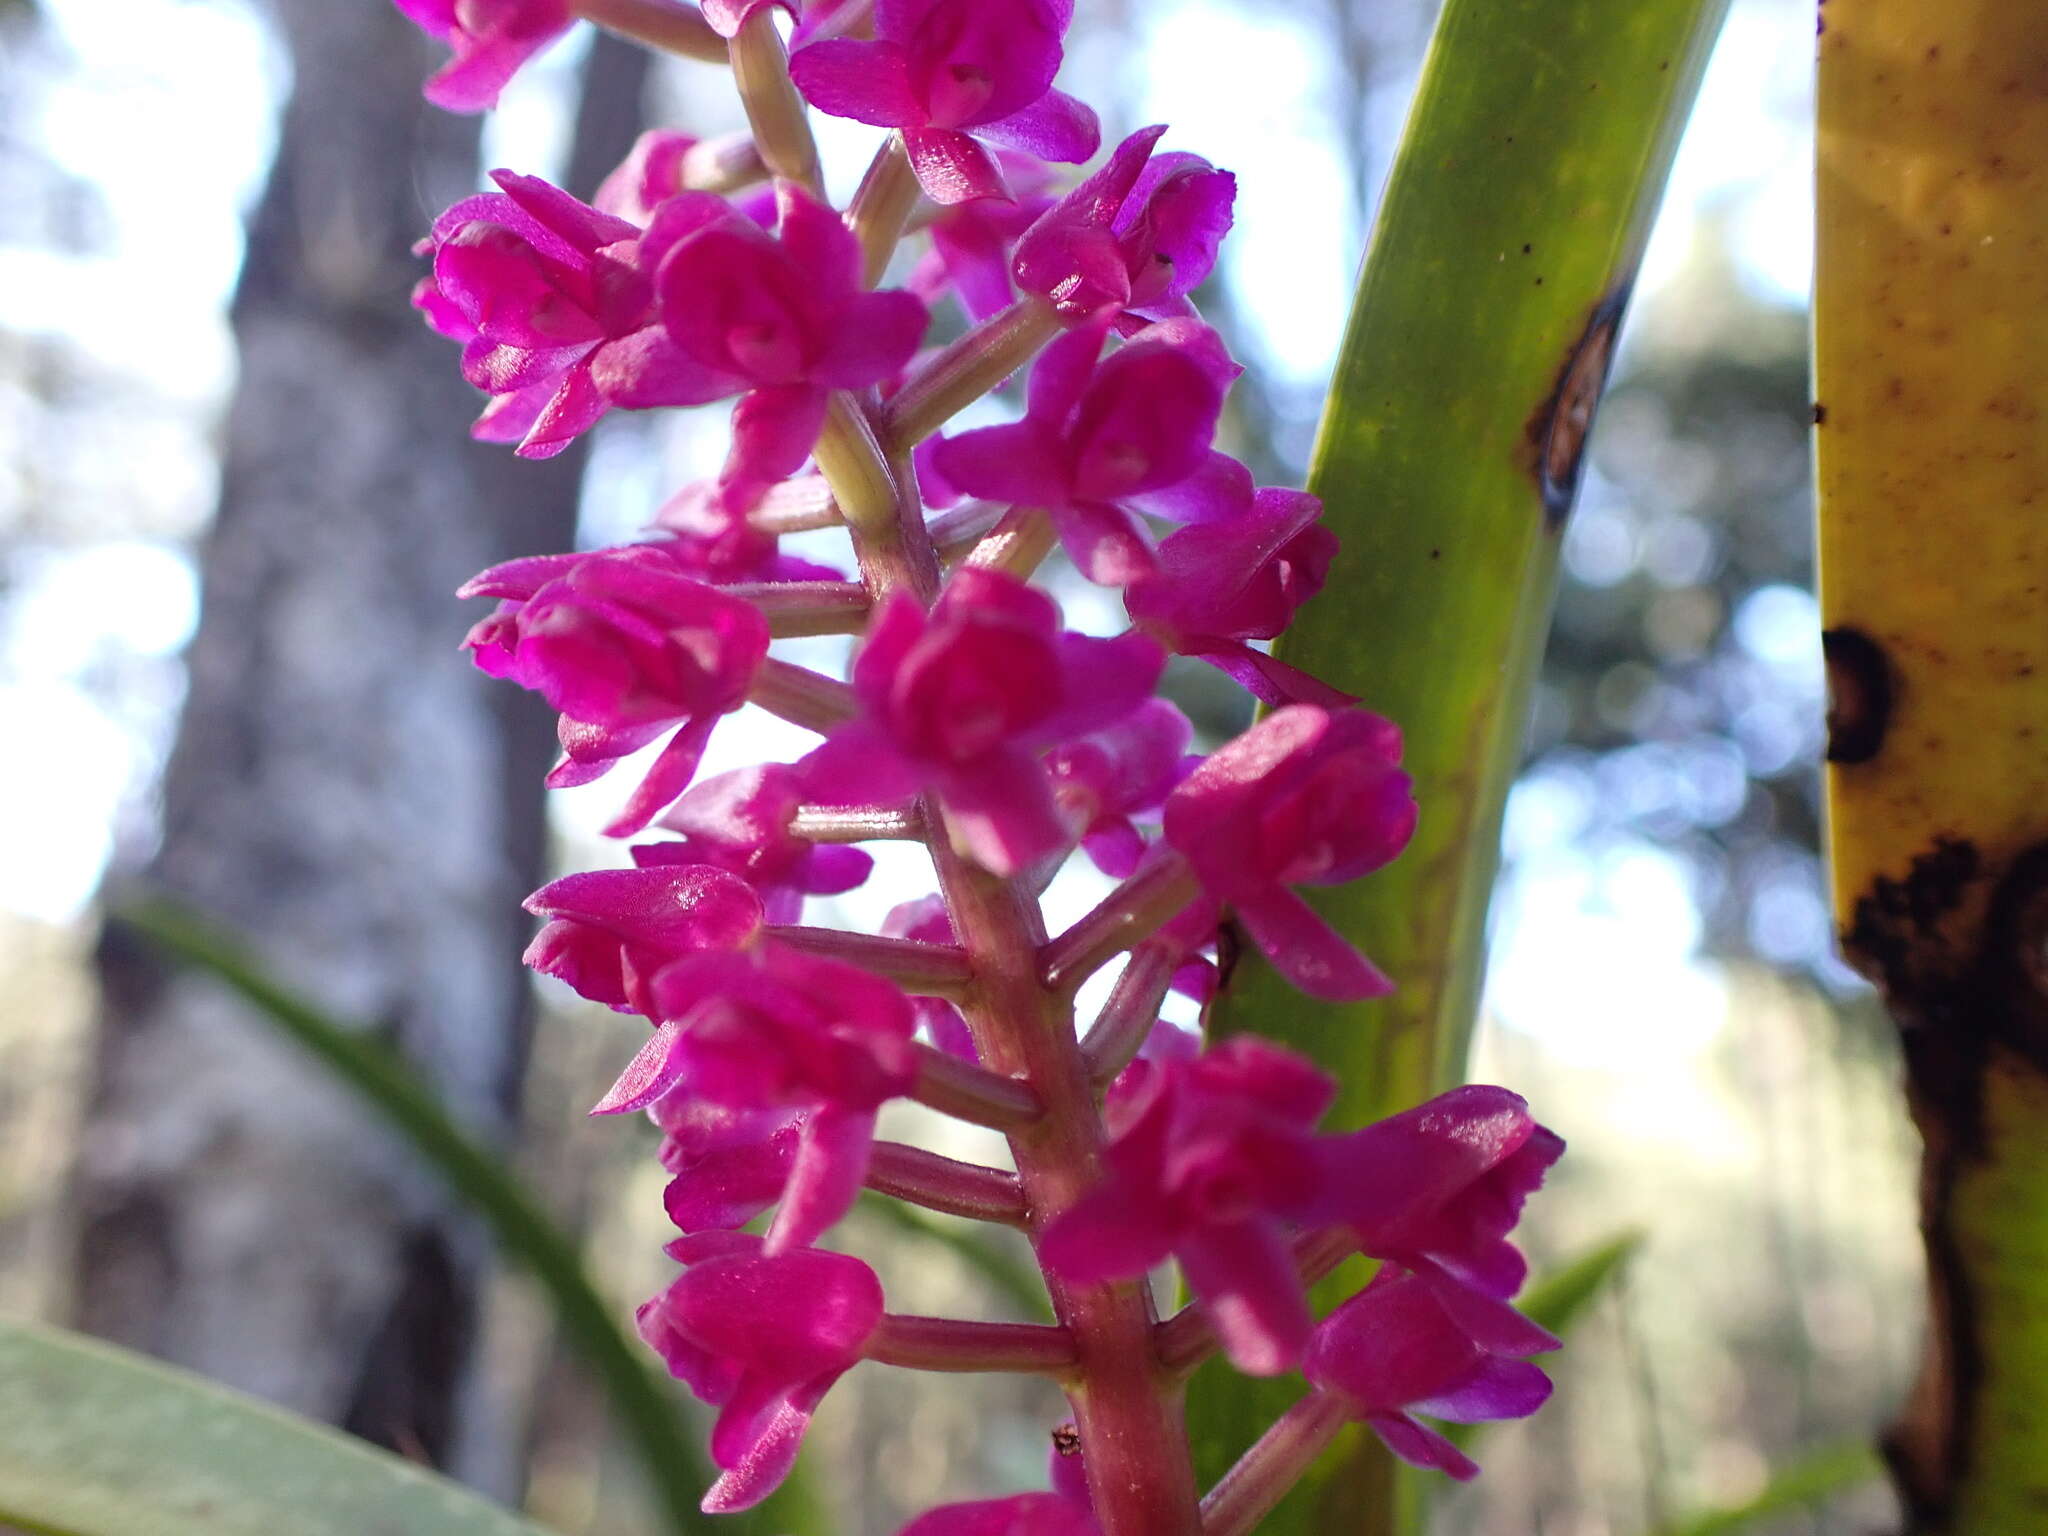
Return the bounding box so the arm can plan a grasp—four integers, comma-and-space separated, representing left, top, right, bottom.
67, 3, 646, 1495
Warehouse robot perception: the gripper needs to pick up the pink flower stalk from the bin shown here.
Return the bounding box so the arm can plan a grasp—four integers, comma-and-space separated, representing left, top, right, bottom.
1303, 1266, 1558, 1481
653, 182, 930, 497
635, 764, 873, 924
594, 940, 920, 1249
1162, 704, 1418, 1001
410, 10, 1564, 1525
416, 171, 741, 458
638, 1231, 883, 1511
1040, 1037, 1336, 1375
931, 321, 1248, 583
1013, 125, 1236, 327
394, 0, 575, 112
799, 567, 1164, 875
460, 543, 771, 835
790, 0, 1099, 204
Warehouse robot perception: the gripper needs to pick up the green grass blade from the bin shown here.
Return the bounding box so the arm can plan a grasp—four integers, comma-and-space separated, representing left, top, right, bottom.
1437, 1230, 1644, 1457
0, 1315, 557, 1536
113, 901, 780, 1536
1195, 0, 1728, 1526
1648, 1441, 1884, 1536
1518, 1230, 1646, 1338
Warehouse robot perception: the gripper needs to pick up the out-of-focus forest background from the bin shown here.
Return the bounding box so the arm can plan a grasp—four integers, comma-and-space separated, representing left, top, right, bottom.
0, 0, 1917, 1532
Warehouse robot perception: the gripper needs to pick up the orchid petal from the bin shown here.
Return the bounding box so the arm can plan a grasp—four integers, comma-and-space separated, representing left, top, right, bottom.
903, 127, 1013, 206
976, 89, 1101, 164
789, 39, 923, 125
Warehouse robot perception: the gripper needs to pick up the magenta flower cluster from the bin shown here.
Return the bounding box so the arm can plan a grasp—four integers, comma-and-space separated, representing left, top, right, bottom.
399, 2, 1562, 1531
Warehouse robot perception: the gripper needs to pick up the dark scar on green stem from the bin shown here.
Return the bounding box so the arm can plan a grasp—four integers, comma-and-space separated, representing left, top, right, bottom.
1523, 287, 1631, 530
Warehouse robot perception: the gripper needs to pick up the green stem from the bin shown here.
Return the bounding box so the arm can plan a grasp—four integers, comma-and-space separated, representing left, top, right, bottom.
727, 10, 820, 195
1195, 0, 1729, 1527
573, 0, 725, 62
847, 134, 922, 288
881, 300, 1063, 449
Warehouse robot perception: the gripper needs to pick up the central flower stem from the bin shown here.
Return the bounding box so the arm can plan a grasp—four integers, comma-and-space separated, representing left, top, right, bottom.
934, 848, 1203, 1536
727, 29, 1203, 1526
819, 321, 1200, 1536
820, 393, 1200, 1533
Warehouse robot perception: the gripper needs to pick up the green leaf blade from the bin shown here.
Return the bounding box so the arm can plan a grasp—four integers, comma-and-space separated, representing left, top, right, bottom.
1650, 1441, 1884, 1536
1194, 0, 1729, 1528
1226, 0, 1731, 1144
112, 902, 769, 1536
0, 1316, 558, 1536
1517, 1229, 1646, 1339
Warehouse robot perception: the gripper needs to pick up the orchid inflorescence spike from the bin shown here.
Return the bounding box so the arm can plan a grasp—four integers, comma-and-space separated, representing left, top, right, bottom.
399, 1, 1564, 1529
